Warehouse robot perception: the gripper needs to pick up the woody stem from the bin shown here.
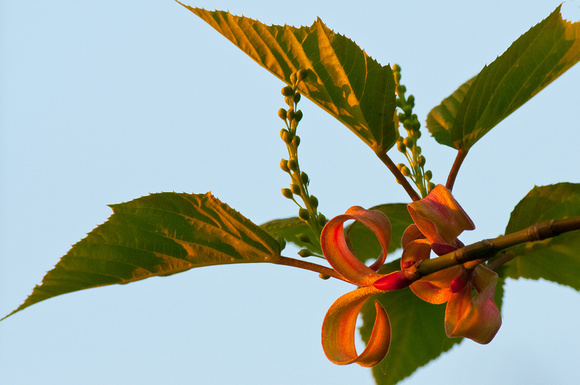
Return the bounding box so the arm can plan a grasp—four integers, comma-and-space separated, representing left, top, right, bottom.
416, 216, 580, 277
446, 149, 467, 191
274, 256, 347, 282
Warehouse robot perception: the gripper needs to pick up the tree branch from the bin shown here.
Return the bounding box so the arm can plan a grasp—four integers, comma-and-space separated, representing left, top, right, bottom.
416, 216, 580, 277
274, 256, 347, 281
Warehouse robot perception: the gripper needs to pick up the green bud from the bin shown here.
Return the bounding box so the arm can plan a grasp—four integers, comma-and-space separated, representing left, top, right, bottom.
397, 141, 406, 153
392, 64, 401, 73
287, 109, 296, 121
298, 208, 310, 221
280, 128, 292, 144
292, 136, 300, 147
290, 119, 299, 130
297, 233, 311, 243
281, 188, 294, 199
402, 105, 412, 116
294, 110, 303, 122
407, 94, 415, 107
293, 93, 301, 103
401, 166, 411, 177
394, 71, 401, 83
398, 112, 406, 122
278, 108, 287, 121
291, 183, 301, 195
403, 136, 414, 148
427, 182, 436, 192
317, 213, 327, 226
418, 155, 426, 167
288, 159, 299, 171
298, 249, 313, 258
310, 195, 319, 208
415, 146, 422, 155
425, 170, 433, 181
397, 163, 406, 171
284, 96, 294, 106
319, 273, 330, 280
297, 69, 309, 81
396, 84, 406, 94
300, 171, 309, 185
282, 86, 294, 97
280, 158, 290, 172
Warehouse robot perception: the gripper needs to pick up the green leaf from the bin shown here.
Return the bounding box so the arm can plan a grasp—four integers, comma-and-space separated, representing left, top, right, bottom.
499, 183, 580, 290
362, 260, 505, 385
346, 203, 413, 262
3, 192, 281, 320
425, 76, 475, 147
261, 217, 322, 255
180, 4, 398, 153
427, 6, 580, 150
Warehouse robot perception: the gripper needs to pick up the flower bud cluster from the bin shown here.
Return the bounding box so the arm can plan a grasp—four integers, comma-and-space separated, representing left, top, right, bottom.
278, 69, 326, 244
393, 64, 435, 197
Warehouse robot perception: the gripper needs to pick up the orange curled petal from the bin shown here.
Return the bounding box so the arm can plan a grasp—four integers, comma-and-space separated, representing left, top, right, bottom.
401, 224, 424, 248
321, 206, 391, 286
410, 265, 461, 304
445, 265, 502, 344
407, 184, 475, 245
321, 286, 390, 367
401, 238, 431, 270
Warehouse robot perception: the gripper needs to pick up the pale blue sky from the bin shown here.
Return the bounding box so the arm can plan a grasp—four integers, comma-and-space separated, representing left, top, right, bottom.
1, 1, 579, 384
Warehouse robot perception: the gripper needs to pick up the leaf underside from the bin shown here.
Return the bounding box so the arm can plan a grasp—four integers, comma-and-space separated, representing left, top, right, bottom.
3, 192, 281, 320
180, 3, 398, 153
261, 217, 322, 254
427, 6, 580, 151
499, 183, 580, 291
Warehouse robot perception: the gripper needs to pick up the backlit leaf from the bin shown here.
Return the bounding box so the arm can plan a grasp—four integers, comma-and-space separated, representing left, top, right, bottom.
180, 4, 398, 153
3, 192, 281, 319
499, 183, 580, 290
427, 6, 580, 150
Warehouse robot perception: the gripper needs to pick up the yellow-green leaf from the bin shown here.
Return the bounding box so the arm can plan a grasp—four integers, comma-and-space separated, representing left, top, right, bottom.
180, 4, 398, 153
2, 192, 281, 320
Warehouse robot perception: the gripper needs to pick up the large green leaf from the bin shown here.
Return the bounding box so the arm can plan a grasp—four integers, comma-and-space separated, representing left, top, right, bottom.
427, 6, 580, 150
346, 203, 413, 261
499, 183, 580, 290
180, 4, 398, 153
261, 217, 322, 254
361, 260, 505, 385
3, 192, 281, 320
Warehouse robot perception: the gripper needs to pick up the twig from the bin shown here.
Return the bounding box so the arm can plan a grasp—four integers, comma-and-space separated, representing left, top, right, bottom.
417, 216, 580, 277
446, 149, 468, 191
274, 256, 347, 281
375, 151, 421, 201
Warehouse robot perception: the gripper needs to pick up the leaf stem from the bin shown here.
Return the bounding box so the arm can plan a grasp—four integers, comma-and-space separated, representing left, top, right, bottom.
274, 256, 347, 282
416, 216, 580, 277
446, 149, 467, 191
376, 151, 421, 202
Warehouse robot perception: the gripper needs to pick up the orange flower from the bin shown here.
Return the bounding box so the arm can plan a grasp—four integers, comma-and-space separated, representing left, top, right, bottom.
320, 206, 410, 366
402, 184, 502, 344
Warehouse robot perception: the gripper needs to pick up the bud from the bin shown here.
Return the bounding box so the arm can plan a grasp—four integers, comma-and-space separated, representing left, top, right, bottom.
277, 108, 287, 121
293, 93, 301, 103
282, 86, 294, 97
309, 195, 319, 208
291, 183, 301, 195
415, 146, 422, 155
397, 112, 406, 122
424, 170, 432, 181
288, 159, 299, 171
280, 128, 292, 144
290, 119, 299, 130
298, 248, 313, 258
392, 64, 401, 73
294, 109, 303, 122
281, 188, 294, 199
291, 136, 301, 147
397, 141, 406, 153
373, 270, 412, 291
297, 233, 311, 243
396, 84, 406, 94
280, 158, 290, 172
300, 171, 309, 185
427, 182, 436, 192
394, 71, 401, 83
417, 155, 426, 167
284, 96, 294, 106
298, 208, 310, 221
402, 105, 412, 116
403, 136, 414, 148
297, 69, 309, 81
317, 213, 327, 226
319, 273, 330, 280
401, 166, 411, 177
407, 94, 415, 107
397, 163, 406, 171
287, 108, 296, 121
